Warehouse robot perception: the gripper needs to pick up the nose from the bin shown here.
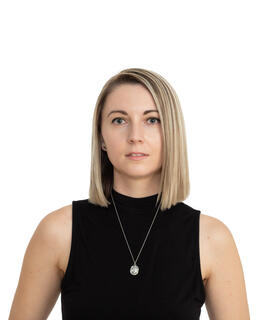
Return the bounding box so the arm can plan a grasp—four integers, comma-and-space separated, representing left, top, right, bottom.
127, 123, 145, 144
128, 137, 143, 144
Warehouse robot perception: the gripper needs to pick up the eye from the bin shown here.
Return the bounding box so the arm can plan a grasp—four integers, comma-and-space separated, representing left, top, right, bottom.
111, 117, 161, 125
147, 117, 161, 124
111, 117, 126, 125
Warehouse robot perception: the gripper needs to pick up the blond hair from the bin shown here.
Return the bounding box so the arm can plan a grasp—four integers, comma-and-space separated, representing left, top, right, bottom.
88, 68, 190, 211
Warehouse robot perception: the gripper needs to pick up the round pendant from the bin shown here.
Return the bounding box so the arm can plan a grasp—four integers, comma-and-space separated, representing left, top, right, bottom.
130, 264, 139, 275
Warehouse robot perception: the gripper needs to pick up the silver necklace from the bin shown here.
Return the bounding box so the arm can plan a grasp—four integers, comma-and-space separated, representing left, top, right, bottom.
110, 191, 161, 276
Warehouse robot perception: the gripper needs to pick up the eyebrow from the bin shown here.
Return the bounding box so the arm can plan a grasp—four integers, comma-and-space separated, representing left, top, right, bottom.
107, 109, 159, 118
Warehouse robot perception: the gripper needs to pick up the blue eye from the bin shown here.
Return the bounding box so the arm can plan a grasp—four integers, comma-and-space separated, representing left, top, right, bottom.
111, 117, 125, 124
111, 117, 161, 125
147, 117, 161, 124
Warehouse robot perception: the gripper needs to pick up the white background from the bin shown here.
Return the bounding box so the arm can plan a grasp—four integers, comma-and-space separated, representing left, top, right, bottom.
1, 0, 258, 319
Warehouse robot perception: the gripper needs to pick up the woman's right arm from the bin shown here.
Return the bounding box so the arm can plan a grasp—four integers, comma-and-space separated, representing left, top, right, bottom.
8, 205, 70, 320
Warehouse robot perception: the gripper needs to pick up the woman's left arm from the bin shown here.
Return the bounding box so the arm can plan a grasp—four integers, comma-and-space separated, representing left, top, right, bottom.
204, 217, 250, 319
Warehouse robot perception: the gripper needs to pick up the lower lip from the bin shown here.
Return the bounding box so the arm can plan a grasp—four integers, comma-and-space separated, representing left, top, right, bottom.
126, 155, 149, 160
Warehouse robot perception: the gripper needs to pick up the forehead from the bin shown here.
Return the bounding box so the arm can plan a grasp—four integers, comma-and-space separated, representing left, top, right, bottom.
103, 84, 157, 115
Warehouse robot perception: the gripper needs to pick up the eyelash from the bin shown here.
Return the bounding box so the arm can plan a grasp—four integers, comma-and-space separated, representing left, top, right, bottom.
111, 117, 161, 125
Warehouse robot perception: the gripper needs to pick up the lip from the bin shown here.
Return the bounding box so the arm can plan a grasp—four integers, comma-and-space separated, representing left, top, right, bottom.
126, 154, 149, 161
126, 152, 149, 156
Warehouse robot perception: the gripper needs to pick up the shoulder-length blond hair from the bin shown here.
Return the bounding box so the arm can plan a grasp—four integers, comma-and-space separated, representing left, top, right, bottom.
88, 67, 190, 211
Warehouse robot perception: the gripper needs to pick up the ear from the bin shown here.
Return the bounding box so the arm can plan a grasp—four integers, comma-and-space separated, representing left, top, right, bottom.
100, 135, 106, 150
101, 141, 106, 151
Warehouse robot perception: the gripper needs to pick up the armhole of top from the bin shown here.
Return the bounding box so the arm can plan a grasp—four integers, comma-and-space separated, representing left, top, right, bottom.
196, 210, 206, 302
60, 200, 77, 291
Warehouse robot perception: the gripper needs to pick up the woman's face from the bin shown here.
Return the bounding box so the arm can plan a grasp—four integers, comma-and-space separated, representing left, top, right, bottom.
101, 83, 163, 181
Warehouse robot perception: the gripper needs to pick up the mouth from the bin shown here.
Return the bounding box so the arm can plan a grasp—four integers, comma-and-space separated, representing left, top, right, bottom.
126, 153, 149, 156
126, 154, 149, 160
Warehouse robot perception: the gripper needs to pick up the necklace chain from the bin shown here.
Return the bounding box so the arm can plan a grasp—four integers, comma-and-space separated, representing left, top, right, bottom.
110, 192, 161, 275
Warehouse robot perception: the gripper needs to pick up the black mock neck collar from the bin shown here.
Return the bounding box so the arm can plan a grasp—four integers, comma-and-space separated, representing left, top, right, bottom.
109, 187, 161, 211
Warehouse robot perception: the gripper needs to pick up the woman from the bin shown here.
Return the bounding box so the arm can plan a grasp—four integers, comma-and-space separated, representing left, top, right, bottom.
8, 68, 250, 319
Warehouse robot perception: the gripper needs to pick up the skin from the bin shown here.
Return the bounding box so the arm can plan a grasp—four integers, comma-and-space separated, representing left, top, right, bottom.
8, 84, 250, 319
100, 83, 163, 197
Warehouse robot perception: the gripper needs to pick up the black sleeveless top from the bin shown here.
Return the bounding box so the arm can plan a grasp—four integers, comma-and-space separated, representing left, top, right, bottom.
60, 188, 206, 319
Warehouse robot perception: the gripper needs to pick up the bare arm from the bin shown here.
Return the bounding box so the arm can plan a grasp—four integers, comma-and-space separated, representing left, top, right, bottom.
8, 205, 69, 320
204, 216, 250, 319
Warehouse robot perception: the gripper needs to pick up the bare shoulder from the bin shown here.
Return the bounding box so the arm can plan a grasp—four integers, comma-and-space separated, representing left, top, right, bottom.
41, 203, 72, 225
200, 213, 240, 284
8, 204, 72, 319
199, 212, 231, 243
36, 204, 72, 278
200, 212, 235, 251
49, 204, 73, 278
45, 203, 72, 229
199, 213, 250, 318
44, 204, 72, 276
199, 213, 234, 284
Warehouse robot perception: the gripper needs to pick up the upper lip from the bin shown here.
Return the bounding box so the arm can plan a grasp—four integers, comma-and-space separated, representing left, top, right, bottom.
126, 152, 149, 156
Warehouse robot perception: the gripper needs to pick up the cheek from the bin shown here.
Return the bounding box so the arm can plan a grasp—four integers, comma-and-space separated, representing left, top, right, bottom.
106, 146, 125, 165
106, 131, 122, 147
151, 136, 163, 151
